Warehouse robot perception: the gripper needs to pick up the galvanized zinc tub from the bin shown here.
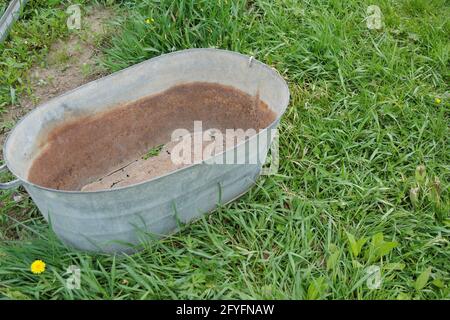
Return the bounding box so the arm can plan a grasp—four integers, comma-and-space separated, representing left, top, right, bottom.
1, 49, 290, 253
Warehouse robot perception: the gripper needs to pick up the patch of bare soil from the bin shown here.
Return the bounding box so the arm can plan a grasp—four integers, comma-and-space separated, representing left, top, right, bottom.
0, 6, 114, 153
81, 130, 251, 192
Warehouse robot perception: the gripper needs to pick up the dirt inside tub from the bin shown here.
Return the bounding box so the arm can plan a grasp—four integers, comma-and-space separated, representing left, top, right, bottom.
27, 82, 277, 191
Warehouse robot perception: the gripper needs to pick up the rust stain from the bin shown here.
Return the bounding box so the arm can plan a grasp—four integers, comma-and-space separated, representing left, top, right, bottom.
27, 82, 276, 191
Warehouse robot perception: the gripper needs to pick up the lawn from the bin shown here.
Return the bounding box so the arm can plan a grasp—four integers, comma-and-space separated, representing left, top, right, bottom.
0, 0, 448, 300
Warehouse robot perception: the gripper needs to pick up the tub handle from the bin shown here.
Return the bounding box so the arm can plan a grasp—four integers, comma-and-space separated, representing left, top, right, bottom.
0, 164, 22, 190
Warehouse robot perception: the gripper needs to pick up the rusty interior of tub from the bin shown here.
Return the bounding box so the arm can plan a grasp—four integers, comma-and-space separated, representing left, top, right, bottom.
27, 82, 276, 191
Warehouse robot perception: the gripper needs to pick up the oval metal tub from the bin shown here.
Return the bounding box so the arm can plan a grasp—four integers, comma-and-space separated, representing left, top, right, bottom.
2, 49, 290, 253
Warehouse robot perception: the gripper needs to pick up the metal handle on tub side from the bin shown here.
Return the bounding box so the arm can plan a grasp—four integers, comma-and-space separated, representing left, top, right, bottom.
0, 163, 22, 190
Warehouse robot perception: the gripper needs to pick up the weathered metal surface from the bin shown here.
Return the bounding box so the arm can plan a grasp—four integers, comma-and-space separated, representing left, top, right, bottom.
2, 49, 290, 253
0, 0, 27, 43
0, 163, 21, 189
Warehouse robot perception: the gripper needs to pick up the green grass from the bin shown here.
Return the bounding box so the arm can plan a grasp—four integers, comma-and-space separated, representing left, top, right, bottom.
0, 0, 116, 111
0, 1, 68, 111
0, 2, 6, 17
143, 144, 164, 160
0, 0, 449, 299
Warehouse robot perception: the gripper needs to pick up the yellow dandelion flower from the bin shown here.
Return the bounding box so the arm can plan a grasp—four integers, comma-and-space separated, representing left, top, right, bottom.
145, 18, 154, 24
30, 260, 46, 274
434, 97, 441, 104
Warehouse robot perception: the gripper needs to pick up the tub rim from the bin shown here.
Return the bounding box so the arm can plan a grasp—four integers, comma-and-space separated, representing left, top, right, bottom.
3, 48, 290, 194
